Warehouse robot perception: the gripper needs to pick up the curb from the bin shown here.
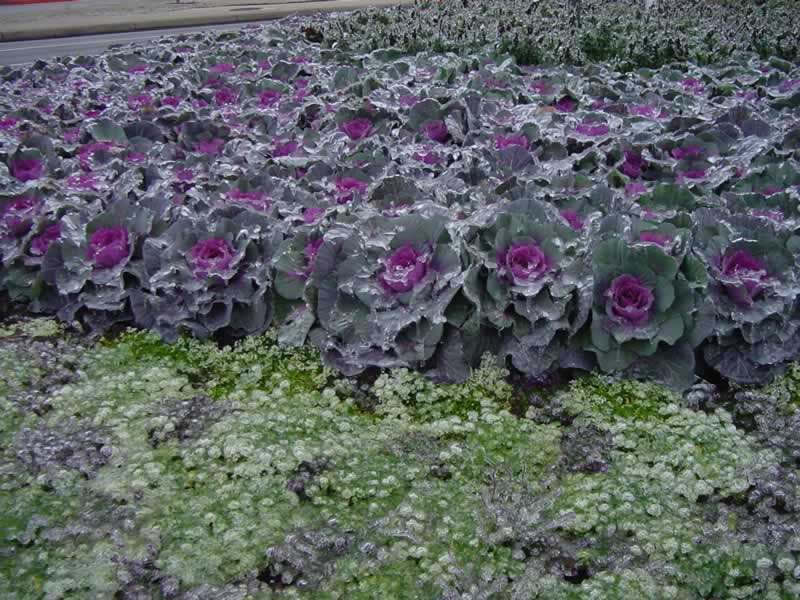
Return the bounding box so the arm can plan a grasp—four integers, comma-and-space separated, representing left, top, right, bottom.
0, 0, 75, 4
0, 0, 407, 42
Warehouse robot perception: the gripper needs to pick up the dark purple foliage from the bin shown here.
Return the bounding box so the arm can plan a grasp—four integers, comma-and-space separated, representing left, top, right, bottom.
9, 157, 44, 182
423, 120, 449, 143
560, 210, 584, 231
273, 140, 299, 157
413, 150, 443, 165
718, 248, 768, 306
195, 139, 225, 155
258, 89, 282, 107
671, 146, 703, 160
497, 242, 551, 283
340, 118, 373, 141
214, 87, 238, 106
1, 196, 40, 237
638, 232, 670, 247
334, 177, 368, 204
621, 151, 646, 178
161, 95, 182, 108
495, 134, 529, 150
625, 182, 648, 197
605, 274, 654, 327
553, 96, 577, 112
128, 94, 153, 110
680, 169, 707, 180
30, 223, 61, 256
302, 206, 325, 224
86, 227, 130, 269
378, 244, 428, 293
188, 238, 234, 278
0, 117, 19, 130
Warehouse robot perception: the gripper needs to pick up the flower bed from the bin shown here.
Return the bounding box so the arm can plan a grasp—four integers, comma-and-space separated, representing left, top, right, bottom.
1, 20, 800, 390
2, 317, 800, 599
322, 0, 800, 69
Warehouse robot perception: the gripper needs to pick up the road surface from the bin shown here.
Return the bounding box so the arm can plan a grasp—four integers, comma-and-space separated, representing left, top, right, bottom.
0, 21, 266, 66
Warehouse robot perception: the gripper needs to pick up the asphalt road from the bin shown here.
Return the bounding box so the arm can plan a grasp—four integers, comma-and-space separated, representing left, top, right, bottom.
0, 21, 264, 66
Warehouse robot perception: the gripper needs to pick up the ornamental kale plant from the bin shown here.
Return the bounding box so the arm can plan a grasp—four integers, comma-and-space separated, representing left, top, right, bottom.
0, 195, 40, 239
271, 226, 327, 346
36, 199, 163, 332
8, 153, 45, 183
462, 198, 592, 378
1, 16, 800, 389
130, 213, 277, 340
584, 237, 708, 390
694, 210, 800, 385
339, 118, 374, 141
307, 214, 466, 380
0, 194, 66, 312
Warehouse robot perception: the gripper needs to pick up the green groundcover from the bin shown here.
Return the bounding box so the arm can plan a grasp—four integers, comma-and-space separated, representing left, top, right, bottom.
2, 317, 800, 599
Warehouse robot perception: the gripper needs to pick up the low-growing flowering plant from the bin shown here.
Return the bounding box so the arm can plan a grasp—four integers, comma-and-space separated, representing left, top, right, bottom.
716, 248, 768, 307
620, 151, 646, 178
272, 140, 299, 158
553, 96, 578, 112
